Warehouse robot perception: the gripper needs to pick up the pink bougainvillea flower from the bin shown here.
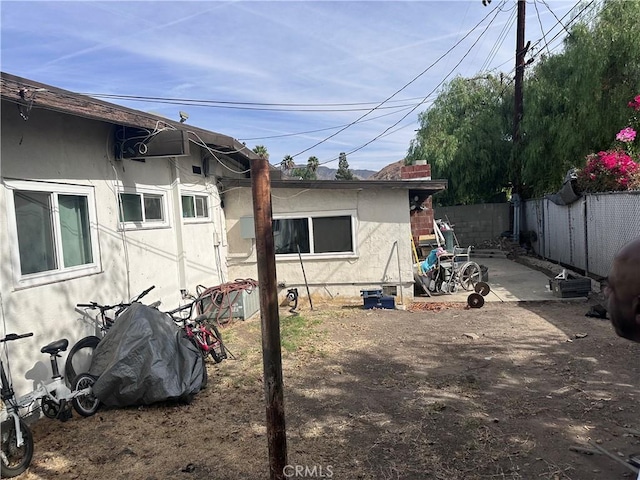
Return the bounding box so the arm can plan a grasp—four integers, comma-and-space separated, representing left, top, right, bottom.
616, 127, 637, 143
629, 94, 640, 111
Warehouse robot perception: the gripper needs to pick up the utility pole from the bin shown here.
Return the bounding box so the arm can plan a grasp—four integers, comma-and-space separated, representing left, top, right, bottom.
251, 155, 288, 480
514, 0, 526, 173
512, 0, 527, 244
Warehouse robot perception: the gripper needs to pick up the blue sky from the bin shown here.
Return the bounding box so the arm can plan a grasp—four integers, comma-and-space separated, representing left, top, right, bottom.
1, 1, 580, 172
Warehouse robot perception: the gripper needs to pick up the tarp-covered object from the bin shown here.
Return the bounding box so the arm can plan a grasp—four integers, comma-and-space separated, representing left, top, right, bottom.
545, 168, 581, 206
88, 303, 205, 407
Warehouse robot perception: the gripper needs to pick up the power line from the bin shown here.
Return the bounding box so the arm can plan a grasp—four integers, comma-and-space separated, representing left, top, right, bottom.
317, 1, 506, 167
82, 92, 436, 109
288, 0, 509, 160
80, 94, 422, 113
479, 8, 517, 73
338, 1, 593, 168
533, 0, 552, 57
239, 105, 416, 142
539, 0, 573, 36
528, 0, 597, 62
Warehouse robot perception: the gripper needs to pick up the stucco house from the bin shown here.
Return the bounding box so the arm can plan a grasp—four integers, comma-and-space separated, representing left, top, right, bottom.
1, 72, 445, 396
222, 174, 445, 306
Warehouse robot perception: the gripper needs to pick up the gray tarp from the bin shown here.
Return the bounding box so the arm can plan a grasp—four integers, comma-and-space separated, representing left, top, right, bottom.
545, 168, 581, 206
88, 303, 205, 407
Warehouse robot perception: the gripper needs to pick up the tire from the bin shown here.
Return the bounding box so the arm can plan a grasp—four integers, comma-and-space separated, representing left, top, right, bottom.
71, 373, 100, 417
1, 417, 34, 478
205, 324, 227, 364
64, 335, 101, 386
459, 262, 482, 291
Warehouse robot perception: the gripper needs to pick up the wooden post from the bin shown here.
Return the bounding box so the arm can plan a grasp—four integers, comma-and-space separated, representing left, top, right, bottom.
251, 156, 288, 479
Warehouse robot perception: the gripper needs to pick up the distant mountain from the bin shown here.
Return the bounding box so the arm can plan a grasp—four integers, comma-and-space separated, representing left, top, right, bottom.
316, 166, 376, 180
368, 160, 404, 180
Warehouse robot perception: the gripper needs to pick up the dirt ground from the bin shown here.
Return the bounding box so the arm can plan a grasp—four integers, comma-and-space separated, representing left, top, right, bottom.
13, 299, 640, 480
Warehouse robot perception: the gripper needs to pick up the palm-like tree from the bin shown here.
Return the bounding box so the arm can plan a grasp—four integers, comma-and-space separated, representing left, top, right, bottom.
307, 156, 319, 172
280, 154, 295, 172
253, 145, 269, 159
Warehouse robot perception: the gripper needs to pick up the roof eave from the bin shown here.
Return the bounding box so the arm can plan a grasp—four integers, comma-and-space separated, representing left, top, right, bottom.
221, 177, 448, 195
0, 71, 260, 166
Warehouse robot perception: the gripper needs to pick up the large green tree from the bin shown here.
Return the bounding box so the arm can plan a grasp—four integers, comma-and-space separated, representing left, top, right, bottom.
521, 0, 640, 196
406, 1, 640, 201
407, 75, 513, 205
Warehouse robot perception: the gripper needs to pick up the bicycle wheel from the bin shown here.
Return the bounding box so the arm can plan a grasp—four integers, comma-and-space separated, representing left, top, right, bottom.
459, 262, 482, 291
71, 373, 100, 417
205, 324, 227, 363
1, 417, 34, 478
64, 335, 101, 386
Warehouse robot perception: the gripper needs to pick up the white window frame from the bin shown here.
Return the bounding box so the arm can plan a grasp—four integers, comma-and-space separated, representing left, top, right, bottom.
273, 210, 358, 259
5, 179, 102, 289
118, 186, 170, 230
181, 191, 211, 224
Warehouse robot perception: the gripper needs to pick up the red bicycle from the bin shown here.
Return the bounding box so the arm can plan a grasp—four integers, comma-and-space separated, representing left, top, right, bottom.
163, 299, 228, 364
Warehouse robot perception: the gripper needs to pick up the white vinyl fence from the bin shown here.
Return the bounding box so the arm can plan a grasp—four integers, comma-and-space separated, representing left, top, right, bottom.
523, 191, 640, 278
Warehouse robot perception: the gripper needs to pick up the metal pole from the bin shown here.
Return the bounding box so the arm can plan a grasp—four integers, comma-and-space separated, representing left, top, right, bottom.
296, 244, 313, 311
251, 156, 288, 480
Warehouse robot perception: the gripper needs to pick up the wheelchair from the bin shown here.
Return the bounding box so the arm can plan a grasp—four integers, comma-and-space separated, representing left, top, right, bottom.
415, 246, 482, 296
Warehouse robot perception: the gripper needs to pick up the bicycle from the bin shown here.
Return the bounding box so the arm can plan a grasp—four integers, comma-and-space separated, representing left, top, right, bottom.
163, 297, 228, 364
1, 332, 100, 477
65, 286, 156, 383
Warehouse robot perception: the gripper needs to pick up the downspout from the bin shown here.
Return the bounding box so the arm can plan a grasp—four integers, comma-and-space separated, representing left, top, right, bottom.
170, 158, 187, 292
395, 240, 404, 305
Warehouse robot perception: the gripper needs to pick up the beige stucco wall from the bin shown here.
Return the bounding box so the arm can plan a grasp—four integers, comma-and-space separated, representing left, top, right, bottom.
0, 102, 226, 395
224, 186, 415, 307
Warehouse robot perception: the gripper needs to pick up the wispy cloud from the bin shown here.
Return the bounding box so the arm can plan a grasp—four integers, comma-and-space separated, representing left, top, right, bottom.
1, 0, 577, 170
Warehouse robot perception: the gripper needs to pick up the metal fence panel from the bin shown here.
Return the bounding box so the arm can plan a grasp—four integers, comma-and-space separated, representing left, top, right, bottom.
524, 192, 640, 278
569, 200, 586, 271
586, 192, 640, 277
523, 199, 543, 256
544, 201, 575, 265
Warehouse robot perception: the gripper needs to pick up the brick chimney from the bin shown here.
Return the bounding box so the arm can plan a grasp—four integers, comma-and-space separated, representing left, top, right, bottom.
401, 161, 434, 251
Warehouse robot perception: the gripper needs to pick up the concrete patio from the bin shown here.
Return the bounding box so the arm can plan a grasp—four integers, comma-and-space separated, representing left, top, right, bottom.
413, 255, 594, 303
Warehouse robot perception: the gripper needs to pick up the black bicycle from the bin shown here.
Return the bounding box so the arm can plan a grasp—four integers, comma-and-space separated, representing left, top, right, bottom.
64, 286, 156, 383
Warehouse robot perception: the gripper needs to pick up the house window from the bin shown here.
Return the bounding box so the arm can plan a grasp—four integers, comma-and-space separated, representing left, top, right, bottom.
273, 213, 355, 256
181, 194, 209, 220
118, 190, 168, 228
6, 180, 100, 287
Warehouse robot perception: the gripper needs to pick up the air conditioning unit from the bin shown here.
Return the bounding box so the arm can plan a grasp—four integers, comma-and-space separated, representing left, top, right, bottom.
201, 288, 260, 321
116, 127, 190, 159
